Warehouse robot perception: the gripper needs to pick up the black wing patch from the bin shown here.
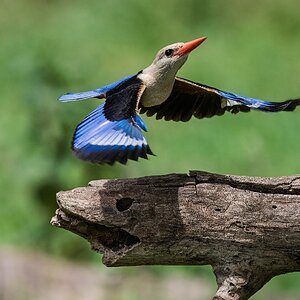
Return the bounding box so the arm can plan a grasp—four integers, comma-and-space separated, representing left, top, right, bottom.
139, 77, 250, 122
104, 76, 145, 121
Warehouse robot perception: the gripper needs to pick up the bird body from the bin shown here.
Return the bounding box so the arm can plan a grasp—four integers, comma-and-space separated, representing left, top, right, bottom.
138, 69, 175, 107
59, 37, 300, 165
138, 42, 188, 107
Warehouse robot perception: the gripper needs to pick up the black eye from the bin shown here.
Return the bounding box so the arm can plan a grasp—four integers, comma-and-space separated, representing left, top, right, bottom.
165, 49, 173, 57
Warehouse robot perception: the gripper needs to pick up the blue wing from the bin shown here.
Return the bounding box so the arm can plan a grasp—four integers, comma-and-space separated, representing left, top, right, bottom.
72, 104, 153, 165
67, 76, 153, 165
217, 90, 300, 112
59, 75, 135, 102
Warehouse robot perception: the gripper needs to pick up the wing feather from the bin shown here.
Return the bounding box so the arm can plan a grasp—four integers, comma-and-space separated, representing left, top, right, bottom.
70, 77, 152, 165
140, 77, 300, 121
59, 75, 136, 102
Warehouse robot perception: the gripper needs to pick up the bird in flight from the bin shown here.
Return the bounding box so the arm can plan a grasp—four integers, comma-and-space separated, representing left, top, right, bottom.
59, 37, 300, 165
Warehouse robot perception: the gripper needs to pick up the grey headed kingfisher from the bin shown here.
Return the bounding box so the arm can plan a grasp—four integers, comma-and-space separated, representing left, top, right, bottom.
59, 37, 300, 165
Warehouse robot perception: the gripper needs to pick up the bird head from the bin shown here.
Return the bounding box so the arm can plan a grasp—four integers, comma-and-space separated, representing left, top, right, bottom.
151, 37, 207, 73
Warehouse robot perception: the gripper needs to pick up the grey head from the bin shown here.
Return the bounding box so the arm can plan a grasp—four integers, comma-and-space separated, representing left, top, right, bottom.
149, 37, 207, 75
138, 37, 207, 107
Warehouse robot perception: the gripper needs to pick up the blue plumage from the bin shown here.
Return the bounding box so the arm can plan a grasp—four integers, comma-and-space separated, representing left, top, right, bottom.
72, 103, 152, 165
134, 114, 148, 131
60, 74, 153, 165
218, 90, 293, 112
59, 75, 135, 102
59, 90, 103, 102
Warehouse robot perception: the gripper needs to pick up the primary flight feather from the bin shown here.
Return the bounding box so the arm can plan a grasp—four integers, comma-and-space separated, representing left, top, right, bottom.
59, 37, 300, 165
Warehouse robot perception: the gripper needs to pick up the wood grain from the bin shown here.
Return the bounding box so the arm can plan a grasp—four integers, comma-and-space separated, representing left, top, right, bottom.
51, 171, 300, 300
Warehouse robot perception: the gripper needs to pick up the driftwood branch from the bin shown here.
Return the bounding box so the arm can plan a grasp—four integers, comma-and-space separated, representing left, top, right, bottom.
51, 171, 300, 300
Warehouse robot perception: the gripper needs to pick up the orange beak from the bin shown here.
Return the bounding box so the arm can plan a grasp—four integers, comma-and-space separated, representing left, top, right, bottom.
176, 37, 207, 56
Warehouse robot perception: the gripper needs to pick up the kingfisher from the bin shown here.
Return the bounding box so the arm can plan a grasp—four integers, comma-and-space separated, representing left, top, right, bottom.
59, 37, 300, 165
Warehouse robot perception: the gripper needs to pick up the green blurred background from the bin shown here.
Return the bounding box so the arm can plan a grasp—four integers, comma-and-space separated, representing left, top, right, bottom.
1, 0, 300, 299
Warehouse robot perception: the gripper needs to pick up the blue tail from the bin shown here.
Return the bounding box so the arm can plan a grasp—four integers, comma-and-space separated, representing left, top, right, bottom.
219, 91, 300, 112
72, 104, 153, 165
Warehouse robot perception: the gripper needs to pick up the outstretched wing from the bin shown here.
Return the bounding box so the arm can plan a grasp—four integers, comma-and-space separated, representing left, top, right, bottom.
59, 75, 136, 102
70, 76, 153, 165
140, 77, 300, 122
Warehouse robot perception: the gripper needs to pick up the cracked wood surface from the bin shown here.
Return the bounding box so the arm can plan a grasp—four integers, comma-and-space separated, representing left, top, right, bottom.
51, 171, 300, 300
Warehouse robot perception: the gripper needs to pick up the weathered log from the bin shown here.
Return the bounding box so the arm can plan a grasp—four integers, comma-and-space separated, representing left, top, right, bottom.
51, 171, 300, 300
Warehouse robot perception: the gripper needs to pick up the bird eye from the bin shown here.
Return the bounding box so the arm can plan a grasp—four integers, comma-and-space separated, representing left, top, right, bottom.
165, 49, 173, 57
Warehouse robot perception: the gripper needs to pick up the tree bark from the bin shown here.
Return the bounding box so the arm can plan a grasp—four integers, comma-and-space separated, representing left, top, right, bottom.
51, 170, 300, 300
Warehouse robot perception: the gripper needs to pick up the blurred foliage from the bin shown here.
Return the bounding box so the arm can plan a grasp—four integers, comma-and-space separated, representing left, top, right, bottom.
0, 0, 300, 298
